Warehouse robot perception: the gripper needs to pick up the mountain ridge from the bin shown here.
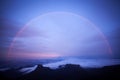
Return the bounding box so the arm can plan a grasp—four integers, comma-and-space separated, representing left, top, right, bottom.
0, 64, 120, 80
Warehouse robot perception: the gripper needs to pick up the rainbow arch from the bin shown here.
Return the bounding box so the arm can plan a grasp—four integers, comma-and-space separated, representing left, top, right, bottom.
7, 12, 112, 59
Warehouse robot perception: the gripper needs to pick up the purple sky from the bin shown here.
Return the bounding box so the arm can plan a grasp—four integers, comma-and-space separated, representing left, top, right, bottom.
0, 0, 120, 60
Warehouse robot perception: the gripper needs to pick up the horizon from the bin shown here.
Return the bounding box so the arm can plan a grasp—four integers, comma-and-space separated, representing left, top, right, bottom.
0, 0, 120, 70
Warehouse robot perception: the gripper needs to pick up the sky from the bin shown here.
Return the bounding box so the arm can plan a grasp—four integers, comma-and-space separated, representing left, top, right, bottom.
0, 0, 120, 60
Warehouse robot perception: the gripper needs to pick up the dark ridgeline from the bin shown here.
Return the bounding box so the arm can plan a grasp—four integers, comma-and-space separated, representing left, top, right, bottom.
0, 64, 120, 80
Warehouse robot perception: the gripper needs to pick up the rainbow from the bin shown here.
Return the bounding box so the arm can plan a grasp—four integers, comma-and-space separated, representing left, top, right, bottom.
7, 12, 112, 59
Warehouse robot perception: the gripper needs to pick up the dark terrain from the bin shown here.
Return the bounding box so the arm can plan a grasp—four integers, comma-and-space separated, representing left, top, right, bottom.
0, 64, 120, 80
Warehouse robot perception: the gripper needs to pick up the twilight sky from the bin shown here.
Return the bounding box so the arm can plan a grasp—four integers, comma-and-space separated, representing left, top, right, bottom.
0, 0, 120, 60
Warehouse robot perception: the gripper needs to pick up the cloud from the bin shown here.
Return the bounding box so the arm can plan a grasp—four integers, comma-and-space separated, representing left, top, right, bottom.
0, 18, 21, 58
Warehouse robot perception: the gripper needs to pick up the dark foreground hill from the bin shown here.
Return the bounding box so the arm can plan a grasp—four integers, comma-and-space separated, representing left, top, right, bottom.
0, 64, 120, 80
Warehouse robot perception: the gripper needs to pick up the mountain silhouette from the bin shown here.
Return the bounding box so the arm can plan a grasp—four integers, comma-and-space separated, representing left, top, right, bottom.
0, 64, 120, 80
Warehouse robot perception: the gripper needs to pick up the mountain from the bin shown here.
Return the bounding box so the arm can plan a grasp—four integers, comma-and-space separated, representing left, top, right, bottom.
0, 64, 120, 80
